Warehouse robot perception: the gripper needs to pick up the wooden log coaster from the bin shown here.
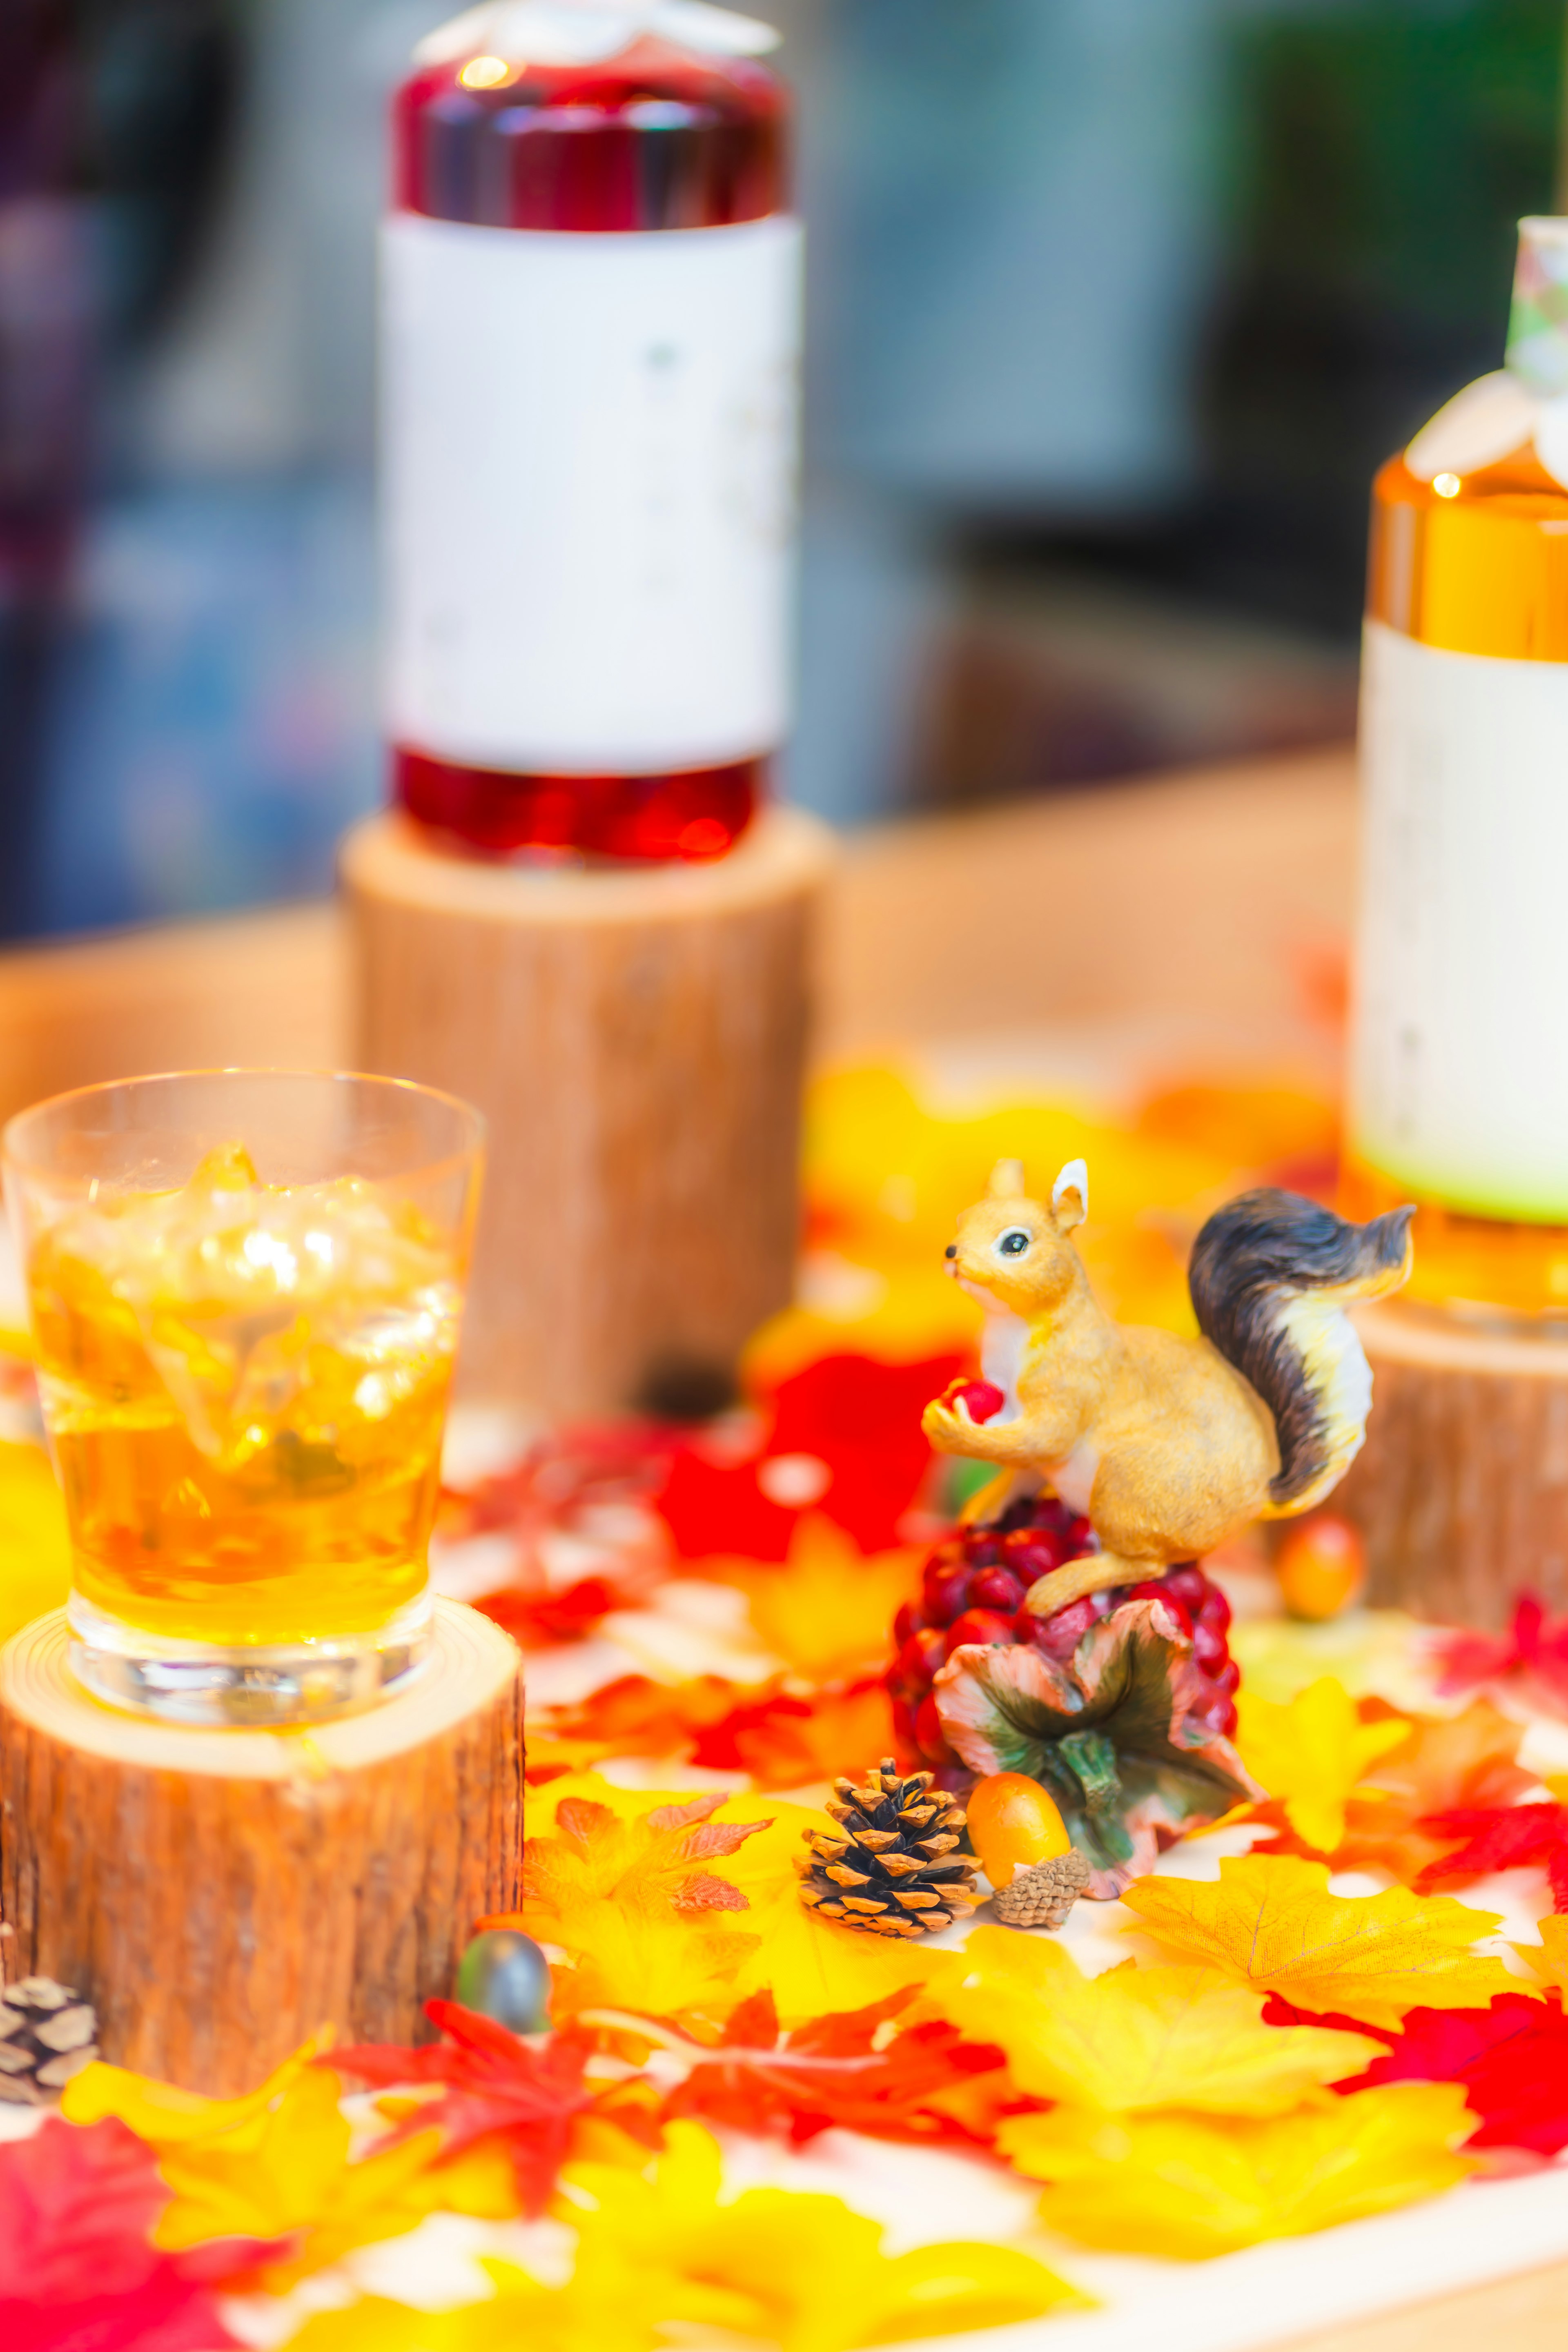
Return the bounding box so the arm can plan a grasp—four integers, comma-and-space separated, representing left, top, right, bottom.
342, 805, 835, 1419
0, 1598, 523, 2095
1338, 1299, 1568, 1627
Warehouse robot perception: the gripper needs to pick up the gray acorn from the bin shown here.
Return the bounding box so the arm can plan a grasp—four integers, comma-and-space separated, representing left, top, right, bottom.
455, 1929, 551, 2033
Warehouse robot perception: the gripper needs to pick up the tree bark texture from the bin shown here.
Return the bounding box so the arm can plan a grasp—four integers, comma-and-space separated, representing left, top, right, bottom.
1340, 1301, 1568, 1628
342, 806, 834, 1419
0, 1599, 523, 2094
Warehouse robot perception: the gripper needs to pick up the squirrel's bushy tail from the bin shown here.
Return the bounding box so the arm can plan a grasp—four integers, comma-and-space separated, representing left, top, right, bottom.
1189, 1189, 1414, 1517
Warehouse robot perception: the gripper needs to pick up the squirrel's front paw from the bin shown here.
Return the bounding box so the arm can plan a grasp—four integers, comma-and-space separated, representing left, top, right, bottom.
922, 1399, 970, 1447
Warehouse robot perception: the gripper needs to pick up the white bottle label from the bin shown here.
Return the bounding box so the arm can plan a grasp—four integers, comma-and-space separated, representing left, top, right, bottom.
381, 212, 802, 774
1350, 617, 1568, 1221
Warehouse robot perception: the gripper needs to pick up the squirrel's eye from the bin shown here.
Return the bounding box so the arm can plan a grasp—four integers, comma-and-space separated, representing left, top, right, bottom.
998, 1229, 1030, 1257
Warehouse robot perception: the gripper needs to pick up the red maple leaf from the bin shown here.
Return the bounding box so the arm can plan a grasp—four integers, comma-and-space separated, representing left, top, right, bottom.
1413, 1803, 1568, 1910
1332, 1993, 1568, 2156
657, 1352, 964, 1561
0, 2116, 274, 2352
1431, 1594, 1568, 1713
477, 1576, 619, 1646
1261, 1993, 1398, 2040
332, 2001, 653, 2215
632, 1987, 1013, 2147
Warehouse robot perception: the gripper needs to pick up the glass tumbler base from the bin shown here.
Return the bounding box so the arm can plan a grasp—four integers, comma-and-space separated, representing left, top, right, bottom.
67, 1590, 434, 1727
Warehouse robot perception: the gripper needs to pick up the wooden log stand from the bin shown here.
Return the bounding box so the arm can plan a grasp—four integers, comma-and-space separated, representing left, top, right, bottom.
0, 1599, 523, 2096
342, 805, 834, 1420
1339, 1300, 1568, 1627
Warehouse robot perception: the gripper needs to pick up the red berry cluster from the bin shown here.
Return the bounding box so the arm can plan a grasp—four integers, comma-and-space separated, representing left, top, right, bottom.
888, 1491, 1240, 1776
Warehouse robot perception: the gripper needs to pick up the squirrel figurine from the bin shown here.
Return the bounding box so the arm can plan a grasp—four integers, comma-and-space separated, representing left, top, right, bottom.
922, 1158, 1413, 1618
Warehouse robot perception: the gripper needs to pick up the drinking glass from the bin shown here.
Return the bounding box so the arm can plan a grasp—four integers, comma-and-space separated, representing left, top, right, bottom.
3, 1071, 484, 1724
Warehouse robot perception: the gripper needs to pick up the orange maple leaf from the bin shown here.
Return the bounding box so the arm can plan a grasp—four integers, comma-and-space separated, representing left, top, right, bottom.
1243, 1699, 1535, 1884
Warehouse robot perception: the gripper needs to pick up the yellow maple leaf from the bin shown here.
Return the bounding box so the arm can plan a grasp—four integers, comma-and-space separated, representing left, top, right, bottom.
153, 2061, 445, 2274
1513, 1914, 1568, 1998
520, 1780, 777, 2018
940, 1927, 1380, 2116
1120, 1853, 1530, 2029
727, 1885, 967, 2026
524, 1790, 771, 1923
279, 2123, 1081, 2352
63, 2038, 322, 2150
707, 1516, 921, 1683
545, 1912, 764, 2022
998, 2084, 1474, 2259
278, 2278, 610, 2352
560, 2121, 1082, 2352
522, 1776, 962, 2027
1234, 1678, 1411, 1856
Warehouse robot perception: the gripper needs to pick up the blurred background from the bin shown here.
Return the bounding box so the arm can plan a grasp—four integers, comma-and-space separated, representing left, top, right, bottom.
0, 0, 1560, 938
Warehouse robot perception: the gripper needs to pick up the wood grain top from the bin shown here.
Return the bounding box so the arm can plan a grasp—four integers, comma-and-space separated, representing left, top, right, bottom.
0, 1599, 519, 1778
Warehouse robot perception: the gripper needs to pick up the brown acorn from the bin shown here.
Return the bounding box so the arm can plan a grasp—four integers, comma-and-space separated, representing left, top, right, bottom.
796, 1758, 980, 1936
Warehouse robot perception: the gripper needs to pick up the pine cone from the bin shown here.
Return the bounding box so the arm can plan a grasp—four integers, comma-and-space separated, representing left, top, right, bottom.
0, 1977, 100, 2105
797, 1758, 980, 1936
991, 1849, 1092, 1930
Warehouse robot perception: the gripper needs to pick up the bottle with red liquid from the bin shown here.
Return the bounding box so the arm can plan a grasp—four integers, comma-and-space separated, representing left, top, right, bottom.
383, 1, 798, 862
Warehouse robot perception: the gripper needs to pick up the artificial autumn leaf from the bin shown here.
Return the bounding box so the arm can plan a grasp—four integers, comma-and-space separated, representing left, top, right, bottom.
531, 1674, 746, 1777
940, 1927, 1379, 2117
657, 1353, 962, 1563
998, 2082, 1474, 2259
519, 1790, 771, 2013
63, 2038, 322, 2151
1232, 1678, 1409, 1857
1430, 1592, 1568, 1715
1236, 1699, 1541, 1885
151, 2058, 445, 2280
281, 2119, 1080, 2352
524, 1776, 964, 2025
1414, 1804, 1568, 1911
332, 2002, 655, 2216
1333, 1991, 1568, 2156
526, 1791, 771, 1922
559, 2119, 1082, 2352
535, 1671, 900, 1792
479, 1576, 622, 1648
2, 2261, 244, 2352
278, 2280, 599, 2352
0, 2114, 166, 2300
1120, 1853, 1529, 2029
1515, 1914, 1568, 1997
617, 1986, 1011, 2147
704, 1515, 921, 1683
1333, 1699, 1536, 1882
692, 1675, 898, 1791
934, 1599, 1262, 1894
0, 2116, 274, 2352
731, 1893, 969, 2029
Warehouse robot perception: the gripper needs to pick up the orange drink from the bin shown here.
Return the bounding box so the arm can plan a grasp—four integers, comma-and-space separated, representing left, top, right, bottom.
4, 1072, 483, 1723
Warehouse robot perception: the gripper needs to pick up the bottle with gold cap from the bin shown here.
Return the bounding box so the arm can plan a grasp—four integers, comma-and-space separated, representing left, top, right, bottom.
1345, 216, 1568, 1317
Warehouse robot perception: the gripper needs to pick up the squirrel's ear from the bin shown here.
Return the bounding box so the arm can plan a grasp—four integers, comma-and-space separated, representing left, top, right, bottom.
986, 1158, 1026, 1200
1051, 1159, 1088, 1230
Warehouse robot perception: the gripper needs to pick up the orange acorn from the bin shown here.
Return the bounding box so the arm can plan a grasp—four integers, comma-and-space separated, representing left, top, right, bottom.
965, 1771, 1071, 1889
1274, 1512, 1366, 1622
